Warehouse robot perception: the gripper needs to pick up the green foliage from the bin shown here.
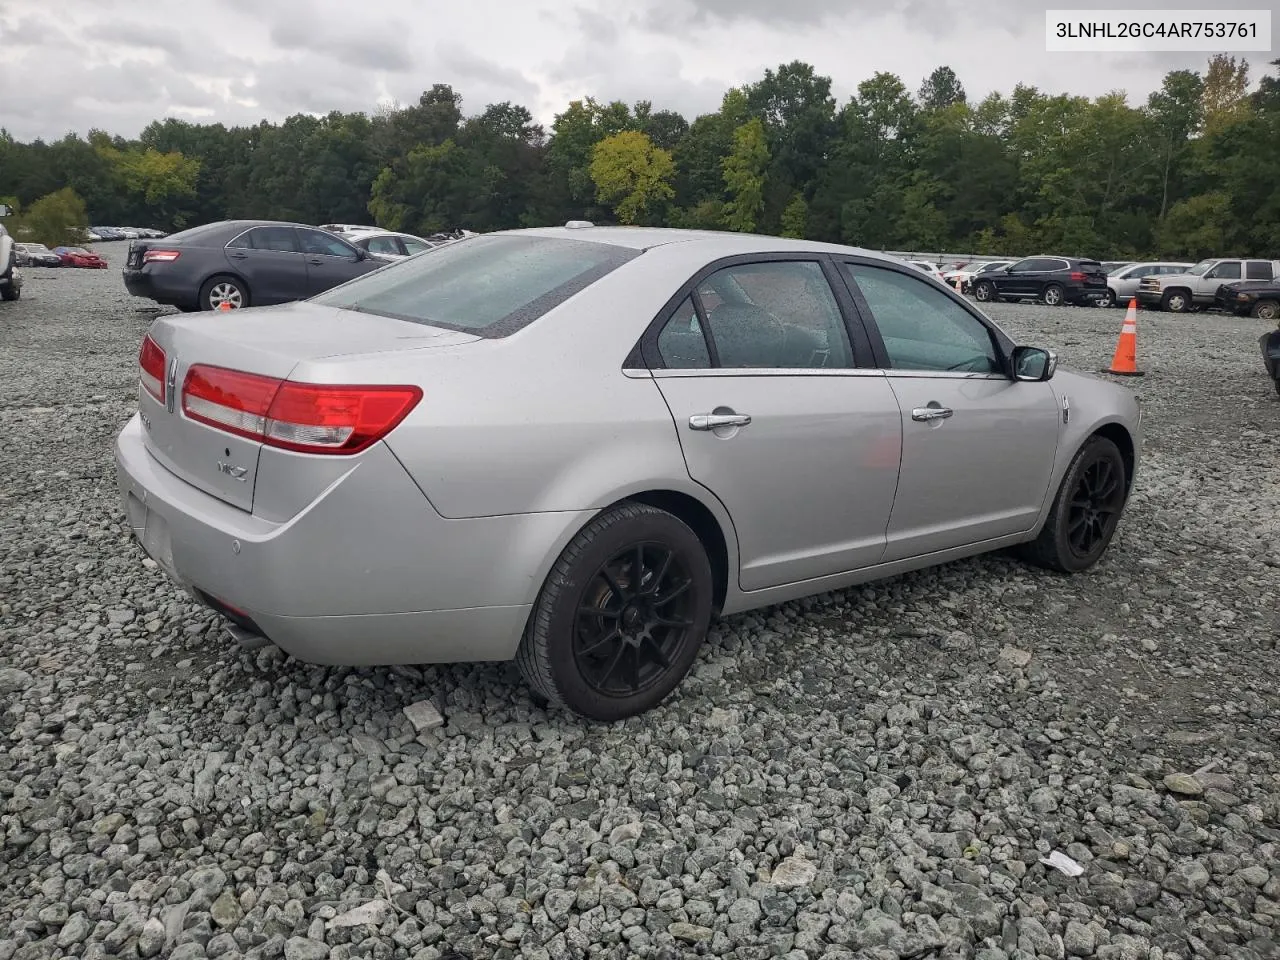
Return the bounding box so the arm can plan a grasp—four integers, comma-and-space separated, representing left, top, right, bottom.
780, 193, 808, 238
722, 118, 769, 232
589, 131, 675, 225
19, 188, 89, 246
1, 58, 1277, 257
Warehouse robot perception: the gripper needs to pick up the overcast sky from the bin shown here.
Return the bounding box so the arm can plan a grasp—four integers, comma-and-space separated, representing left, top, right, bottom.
1, 0, 1276, 141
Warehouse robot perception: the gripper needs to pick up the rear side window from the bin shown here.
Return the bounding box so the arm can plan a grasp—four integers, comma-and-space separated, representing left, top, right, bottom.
311, 234, 640, 337
1246, 261, 1274, 280
235, 227, 299, 253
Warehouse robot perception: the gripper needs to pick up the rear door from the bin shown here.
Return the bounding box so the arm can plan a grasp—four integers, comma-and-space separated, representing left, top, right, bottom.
298, 228, 381, 295
644, 257, 903, 590
836, 258, 1061, 562
224, 226, 308, 304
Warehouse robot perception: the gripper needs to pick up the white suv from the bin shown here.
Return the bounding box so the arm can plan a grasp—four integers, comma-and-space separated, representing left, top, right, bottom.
0, 223, 22, 302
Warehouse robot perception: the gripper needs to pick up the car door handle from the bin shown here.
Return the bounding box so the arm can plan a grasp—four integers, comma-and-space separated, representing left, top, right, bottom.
911, 406, 954, 422
689, 413, 751, 431
229, 252, 248, 259
307, 257, 323, 265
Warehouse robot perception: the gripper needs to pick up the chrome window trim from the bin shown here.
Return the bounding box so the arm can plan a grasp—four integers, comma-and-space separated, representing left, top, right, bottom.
649, 367, 888, 379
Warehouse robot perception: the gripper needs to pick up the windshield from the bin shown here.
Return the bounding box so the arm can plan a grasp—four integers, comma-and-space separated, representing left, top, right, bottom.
1108, 264, 1133, 276
311, 234, 641, 338
1187, 260, 1214, 276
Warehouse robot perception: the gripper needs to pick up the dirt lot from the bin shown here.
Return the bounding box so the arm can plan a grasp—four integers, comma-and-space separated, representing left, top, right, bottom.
1, 244, 1278, 960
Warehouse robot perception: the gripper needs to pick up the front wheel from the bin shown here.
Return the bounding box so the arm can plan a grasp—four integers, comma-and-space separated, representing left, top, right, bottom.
200, 275, 248, 311
1042, 283, 1065, 307
1, 282, 19, 302
1251, 299, 1279, 321
1162, 289, 1190, 313
515, 502, 714, 721
973, 280, 996, 303
1018, 435, 1128, 574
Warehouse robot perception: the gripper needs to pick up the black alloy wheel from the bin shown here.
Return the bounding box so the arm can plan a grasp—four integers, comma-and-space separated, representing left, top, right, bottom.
573, 542, 696, 699
515, 502, 713, 721
1018, 435, 1128, 573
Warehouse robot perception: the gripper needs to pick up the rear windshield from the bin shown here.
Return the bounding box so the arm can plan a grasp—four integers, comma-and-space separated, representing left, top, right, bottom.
310, 234, 641, 337
162, 222, 237, 245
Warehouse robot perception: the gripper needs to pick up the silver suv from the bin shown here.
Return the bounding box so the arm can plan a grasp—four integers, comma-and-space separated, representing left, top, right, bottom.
1136, 258, 1280, 313
0, 223, 22, 303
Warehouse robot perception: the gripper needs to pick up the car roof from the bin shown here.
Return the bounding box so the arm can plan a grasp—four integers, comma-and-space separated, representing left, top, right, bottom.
497, 225, 906, 263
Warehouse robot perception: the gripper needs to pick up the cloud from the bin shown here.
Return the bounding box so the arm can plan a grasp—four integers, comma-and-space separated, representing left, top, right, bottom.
0, 0, 1276, 142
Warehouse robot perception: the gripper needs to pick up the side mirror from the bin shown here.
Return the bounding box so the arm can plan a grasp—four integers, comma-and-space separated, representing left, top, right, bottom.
1012, 345, 1057, 382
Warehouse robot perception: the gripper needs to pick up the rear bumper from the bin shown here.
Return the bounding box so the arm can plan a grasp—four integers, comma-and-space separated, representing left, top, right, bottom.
123, 269, 195, 308
114, 414, 591, 664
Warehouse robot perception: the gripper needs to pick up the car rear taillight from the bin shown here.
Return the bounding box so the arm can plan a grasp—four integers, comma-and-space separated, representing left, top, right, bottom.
138, 335, 166, 403
181, 364, 422, 455
142, 249, 181, 264
1070, 271, 1085, 281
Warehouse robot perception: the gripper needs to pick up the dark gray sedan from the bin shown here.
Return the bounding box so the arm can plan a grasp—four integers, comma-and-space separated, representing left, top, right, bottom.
123, 220, 384, 312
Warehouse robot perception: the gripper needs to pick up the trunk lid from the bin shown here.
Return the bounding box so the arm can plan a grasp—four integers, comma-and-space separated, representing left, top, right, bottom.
138, 301, 478, 512
1078, 260, 1108, 288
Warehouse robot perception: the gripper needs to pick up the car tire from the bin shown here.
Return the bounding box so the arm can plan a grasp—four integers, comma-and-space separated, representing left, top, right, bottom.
1098, 288, 1117, 308
200, 275, 248, 311
1251, 300, 1279, 321
1042, 283, 1065, 307
973, 280, 996, 302
515, 501, 714, 722
1, 282, 19, 302
1018, 434, 1128, 574
1161, 289, 1190, 313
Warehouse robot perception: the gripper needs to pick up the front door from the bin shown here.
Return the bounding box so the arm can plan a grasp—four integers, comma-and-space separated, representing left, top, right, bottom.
297, 228, 379, 296
647, 259, 903, 591
838, 260, 1062, 562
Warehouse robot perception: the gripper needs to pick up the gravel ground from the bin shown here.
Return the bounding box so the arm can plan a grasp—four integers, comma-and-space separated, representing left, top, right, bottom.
2, 245, 1278, 960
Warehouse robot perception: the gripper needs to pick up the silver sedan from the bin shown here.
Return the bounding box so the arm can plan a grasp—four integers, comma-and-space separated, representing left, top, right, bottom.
115, 225, 1144, 720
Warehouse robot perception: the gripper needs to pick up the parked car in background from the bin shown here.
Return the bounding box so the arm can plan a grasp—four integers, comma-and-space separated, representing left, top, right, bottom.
321, 223, 379, 234
115, 224, 1143, 720
1215, 279, 1280, 319
123, 219, 385, 311
1100, 261, 1194, 308
15, 243, 62, 267
1136, 258, 1280, 313
1101, 261, 1134, 273
0, 224, 21, 302
971, 256, 1109, 306
341, 229, 436, 261
907, 260, 947, 283
943, 260, 1013, 294
54, 246, 108, 269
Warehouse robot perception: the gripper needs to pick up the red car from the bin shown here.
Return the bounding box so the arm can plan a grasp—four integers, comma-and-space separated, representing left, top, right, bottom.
54, 246, 109, 269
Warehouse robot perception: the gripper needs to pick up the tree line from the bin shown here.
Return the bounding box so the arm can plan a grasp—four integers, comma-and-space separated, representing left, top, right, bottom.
2, 55, 1277, 260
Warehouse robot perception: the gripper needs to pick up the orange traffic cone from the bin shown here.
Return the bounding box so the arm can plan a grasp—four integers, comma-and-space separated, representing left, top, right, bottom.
1103, 298, 1144, 377
218, 301, 232, 311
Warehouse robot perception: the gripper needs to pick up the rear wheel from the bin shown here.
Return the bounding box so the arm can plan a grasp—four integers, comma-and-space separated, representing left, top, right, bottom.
973, 280, 996, 302
1251, 299, 1279, 321
1042, 283, 1065, 307
1018, 435, 1128, 573
1162, 289, 1190, 313
200, 275, 248, 310
515, 502, 714, 721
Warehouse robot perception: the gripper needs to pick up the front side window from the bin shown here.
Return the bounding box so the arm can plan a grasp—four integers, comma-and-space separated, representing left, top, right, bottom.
844, 263, 1002, 374
310, 234, 640, 337
365, 235, 402, 256
299, 229, 357, 257
402, 238, 430, 255
1209, 262, 1241, 280
694, 260, 853, 369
